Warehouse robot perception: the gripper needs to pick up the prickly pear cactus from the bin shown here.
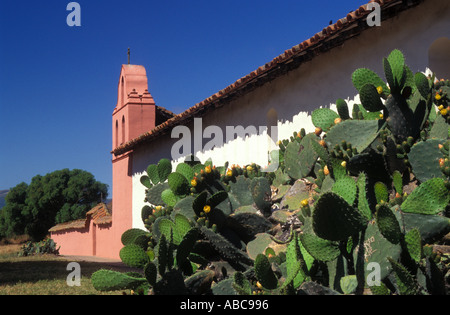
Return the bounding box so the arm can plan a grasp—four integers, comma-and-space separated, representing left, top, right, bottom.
92, 49, 449, 296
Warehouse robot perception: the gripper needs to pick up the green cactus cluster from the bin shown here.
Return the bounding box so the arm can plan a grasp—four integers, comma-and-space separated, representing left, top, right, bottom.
92, 50, 450, 295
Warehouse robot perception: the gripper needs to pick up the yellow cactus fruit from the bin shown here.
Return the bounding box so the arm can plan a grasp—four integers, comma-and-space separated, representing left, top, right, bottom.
324, 165, 330, 176
203, 205, 211, 214
377, 86, 383, 95
435, 93, 442, 101
341, 161, 347, 168
301, 199, 309, 207
226, 169, 233, 177
256, 282, 263, 290
155, 206, 163, 212
315, 127, 323, 136
319, 140, 327, 148
440, 108, 448, 116
205, 165, 212, 174
191, 179, 198, 187
334, 118, 342, 125
246, 165, 253, 172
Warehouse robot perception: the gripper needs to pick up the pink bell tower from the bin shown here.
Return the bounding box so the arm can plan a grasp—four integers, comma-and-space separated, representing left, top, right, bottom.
111, 63, 156, 256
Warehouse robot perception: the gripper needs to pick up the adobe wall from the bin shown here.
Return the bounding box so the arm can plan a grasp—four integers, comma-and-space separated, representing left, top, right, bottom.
51, 221, 118, 259
51, 227, 93, 256
110, 153, 133, 257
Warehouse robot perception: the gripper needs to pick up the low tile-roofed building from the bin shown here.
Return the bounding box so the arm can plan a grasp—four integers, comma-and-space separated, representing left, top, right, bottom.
49, 203, 112, 233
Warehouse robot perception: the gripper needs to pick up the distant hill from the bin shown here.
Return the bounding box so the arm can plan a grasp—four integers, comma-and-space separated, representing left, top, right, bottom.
0, 190, 9, 210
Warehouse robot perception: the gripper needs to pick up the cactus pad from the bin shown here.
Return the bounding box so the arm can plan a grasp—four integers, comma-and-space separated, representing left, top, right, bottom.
119, 244, 150, 268
246, 233, 274, 260
175, 163, 195, 181
161, 189, 178, 207
352, 68, 389, 97
415, 72, 431, 99
375, 204, 402, 244
356, 173, 372, 220
385, 94, 415, 141
401, 178, 450, 215
254, 253, 278, 290
404, 228, 422, 263
232, 272, 252, 295
91, 269, 147, 292
300, 233, 340, 262
311, 108, 339, 131
336, 98, 350, 120
168, 172, 190, 196
157, 158, 172, 182
388, 258, 419, 295
360, 84, 384, 112
385, 49, 406, 92
408, 139, 445, 183
121, 228, 148, 246
374, 182, 389, 204
312, 192, 367, 241
285, 134, 320, 180
146, 182, 170, 206
401, 212, 450, 244
430, 115, 449, 140
331, 176, 357, 206
325, 120, 382, 154
146, 164, 160, 185
353, 221, 402, 281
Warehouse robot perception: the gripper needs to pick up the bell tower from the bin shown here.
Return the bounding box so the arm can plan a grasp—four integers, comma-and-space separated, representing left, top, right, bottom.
111, 63, 156, 256
113, 64, 156, 150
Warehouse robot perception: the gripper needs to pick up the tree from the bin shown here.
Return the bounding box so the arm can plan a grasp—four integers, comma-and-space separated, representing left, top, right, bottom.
0, 182, 29, 239
0, 169, 108, 241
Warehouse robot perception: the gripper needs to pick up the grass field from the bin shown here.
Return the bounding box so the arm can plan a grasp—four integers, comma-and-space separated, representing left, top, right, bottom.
0, 244, 138, 295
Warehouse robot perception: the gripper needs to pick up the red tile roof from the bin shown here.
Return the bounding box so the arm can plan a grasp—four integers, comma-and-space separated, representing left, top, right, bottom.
112, 0, 424, 156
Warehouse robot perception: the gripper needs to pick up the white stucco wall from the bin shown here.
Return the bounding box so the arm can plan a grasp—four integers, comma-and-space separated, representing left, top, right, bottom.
131, 0, 450, 229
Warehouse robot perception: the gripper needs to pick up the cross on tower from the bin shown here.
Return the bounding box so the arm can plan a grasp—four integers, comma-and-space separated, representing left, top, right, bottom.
127, 48, 130, 65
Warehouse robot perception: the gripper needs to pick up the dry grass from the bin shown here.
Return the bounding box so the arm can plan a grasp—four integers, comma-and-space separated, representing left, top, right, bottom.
0, 245, 139, 295
0, 244, 22, 258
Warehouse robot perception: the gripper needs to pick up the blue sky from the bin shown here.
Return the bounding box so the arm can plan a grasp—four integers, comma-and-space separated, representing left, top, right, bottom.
0, 0, 366, 197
